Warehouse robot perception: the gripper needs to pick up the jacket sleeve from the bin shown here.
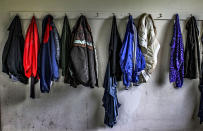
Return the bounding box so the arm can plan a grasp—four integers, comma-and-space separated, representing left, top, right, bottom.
138, 14, 160, 82
23, 22, 32, 78
52, 23, 60, 65
138, 15, 148, 54
120, 28, 133, 87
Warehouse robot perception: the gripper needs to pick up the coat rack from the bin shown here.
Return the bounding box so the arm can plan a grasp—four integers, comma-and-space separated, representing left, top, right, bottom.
9, 11, 203, 21
8, 10, 203, 99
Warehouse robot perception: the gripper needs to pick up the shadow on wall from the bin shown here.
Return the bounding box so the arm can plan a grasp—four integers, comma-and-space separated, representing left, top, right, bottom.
87, 18, 111, 130
0, 74, 27, 106
94, 18, 112, 87
87, 89, 105, 130
0, 18, 10, 69
156, 19, 174, 86
188, 79, 200, 122
179, 79, 201, 130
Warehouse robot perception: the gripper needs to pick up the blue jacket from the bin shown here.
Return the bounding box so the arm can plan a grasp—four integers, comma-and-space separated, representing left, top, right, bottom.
102, 16, 121, 128
40, 15, 59, 93
169, 14, 184, 88
103, 63, 120, 127
120, 15, 146, 88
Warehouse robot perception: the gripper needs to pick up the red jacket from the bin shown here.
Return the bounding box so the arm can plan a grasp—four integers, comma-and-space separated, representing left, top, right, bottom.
23, 16, 40, 78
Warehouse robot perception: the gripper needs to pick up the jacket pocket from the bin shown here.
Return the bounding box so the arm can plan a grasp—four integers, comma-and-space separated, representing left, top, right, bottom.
70, 46, 89, 84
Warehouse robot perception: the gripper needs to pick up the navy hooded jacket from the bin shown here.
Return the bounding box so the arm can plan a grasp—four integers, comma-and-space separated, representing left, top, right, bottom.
40, 15, 59, 93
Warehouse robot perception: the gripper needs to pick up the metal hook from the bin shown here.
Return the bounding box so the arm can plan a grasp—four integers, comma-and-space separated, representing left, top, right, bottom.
96, 12, 99, 17
157, 13, 162, 18
80, 12, 83, 15
112, 13, 115, 16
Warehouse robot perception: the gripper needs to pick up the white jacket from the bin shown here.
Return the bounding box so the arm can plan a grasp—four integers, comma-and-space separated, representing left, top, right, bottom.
138, 13, 160, 82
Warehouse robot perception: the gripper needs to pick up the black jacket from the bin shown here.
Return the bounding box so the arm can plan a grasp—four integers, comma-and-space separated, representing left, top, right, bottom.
40, 15, 60, 93
67, 15, 98, 88
60, 16, 72, 77
198, 34, 203, 124
2, 15, 28, 84
102, 16, 121, 128
109, 16, 122, 81
184, 16, 200, 79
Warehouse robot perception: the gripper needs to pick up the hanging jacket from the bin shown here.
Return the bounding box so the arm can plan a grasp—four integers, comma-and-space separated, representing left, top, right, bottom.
2, 15, 28, 84
23, 16, 40, 98
198, 34, 203, 124
199, 62, 203, 124
40, 15, 60, 93
120, 15, 146, 88
169, 14, 184, 88
109, 16, 122, 81
60, 16, 72, 77
138, 13, 160, 82
23, 16, 40, 78
102, 16, 121, 128
103, 63, 120, 128
184, 16, 200, 79
68, 15, 98, 88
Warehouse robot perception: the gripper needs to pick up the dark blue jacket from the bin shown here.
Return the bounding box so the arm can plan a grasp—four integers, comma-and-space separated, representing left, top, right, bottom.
40, 15, 59, 93
103, 63, 120, 127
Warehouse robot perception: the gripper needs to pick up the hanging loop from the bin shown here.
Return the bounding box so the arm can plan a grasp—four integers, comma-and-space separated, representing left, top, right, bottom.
157, 13, 163, 18
96, 12, 99, 17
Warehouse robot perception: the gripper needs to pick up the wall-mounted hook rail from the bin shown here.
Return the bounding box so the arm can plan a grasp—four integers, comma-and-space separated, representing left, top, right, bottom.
8, 11, 203, 21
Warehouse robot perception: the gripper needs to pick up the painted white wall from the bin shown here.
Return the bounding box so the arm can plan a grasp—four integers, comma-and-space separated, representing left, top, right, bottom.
1, 0, 203, 131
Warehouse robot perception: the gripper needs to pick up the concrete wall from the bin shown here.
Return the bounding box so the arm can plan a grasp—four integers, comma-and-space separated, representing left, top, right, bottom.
1, 0, 203, 131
